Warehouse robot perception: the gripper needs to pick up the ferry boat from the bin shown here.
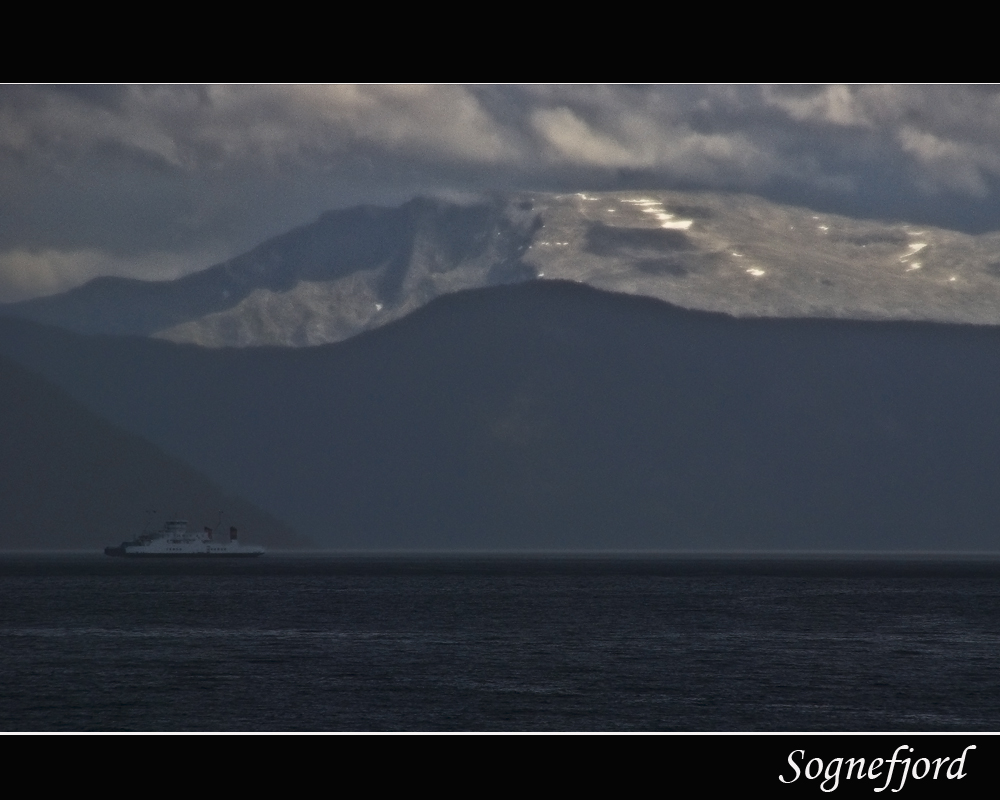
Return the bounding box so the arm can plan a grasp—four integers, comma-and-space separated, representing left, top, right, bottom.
104, 518, 265, 558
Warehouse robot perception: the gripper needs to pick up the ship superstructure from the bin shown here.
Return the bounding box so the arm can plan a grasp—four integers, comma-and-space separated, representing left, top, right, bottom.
104, 518, 264, 557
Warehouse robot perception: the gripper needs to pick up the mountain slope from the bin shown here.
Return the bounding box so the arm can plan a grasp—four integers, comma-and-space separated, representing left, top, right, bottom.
1, 196, 538, 346
0, 354, 308, 549
3, 281, 1000, 551
7, 191, 1000, 349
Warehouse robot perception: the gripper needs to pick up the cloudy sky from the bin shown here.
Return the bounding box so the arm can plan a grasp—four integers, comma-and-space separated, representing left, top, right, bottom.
3, 84, 1000, 302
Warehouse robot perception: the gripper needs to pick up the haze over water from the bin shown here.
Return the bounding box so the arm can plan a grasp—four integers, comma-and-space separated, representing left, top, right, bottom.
3, 553, 1000, 731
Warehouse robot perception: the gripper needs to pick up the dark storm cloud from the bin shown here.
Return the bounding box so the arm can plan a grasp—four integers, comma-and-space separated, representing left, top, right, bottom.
4, 84, 1000, 301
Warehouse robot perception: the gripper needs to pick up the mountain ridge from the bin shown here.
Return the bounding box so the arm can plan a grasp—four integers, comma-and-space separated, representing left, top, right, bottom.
1, 195, 538, 346
0, 351, 309, 550
8, 190, 1000, 348
4, 280, 1000, 551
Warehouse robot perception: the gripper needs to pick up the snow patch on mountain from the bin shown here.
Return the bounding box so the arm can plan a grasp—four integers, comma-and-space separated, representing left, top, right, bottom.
9, 190, 1000, 347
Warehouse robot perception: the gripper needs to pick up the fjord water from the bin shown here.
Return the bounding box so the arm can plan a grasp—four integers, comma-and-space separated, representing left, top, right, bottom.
3, 554, 1000, 731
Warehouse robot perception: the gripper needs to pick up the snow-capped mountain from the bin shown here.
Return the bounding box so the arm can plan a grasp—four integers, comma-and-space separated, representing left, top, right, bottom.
7, 191, 1000, 347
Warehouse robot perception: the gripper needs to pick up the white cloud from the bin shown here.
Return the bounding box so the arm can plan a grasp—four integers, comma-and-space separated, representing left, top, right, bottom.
0, 85, 522, 172
531, 106, 638, 167
897, 126, 1000, 196
0, 244, 231, 303
528, 101, 775, 186
8, 85, 1000, 300
10, 84, 1000, 197
762, 84, 870, 127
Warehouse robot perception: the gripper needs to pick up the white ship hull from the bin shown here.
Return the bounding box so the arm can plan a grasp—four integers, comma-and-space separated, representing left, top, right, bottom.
105, 518, 264, 557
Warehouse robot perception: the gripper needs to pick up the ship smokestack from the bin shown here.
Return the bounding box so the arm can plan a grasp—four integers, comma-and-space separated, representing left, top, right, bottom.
204, 526, 213, 540
230, 526, 238, 542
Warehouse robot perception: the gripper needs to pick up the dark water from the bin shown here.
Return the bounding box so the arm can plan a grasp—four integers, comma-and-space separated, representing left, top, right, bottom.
3, 554, 1000, 731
